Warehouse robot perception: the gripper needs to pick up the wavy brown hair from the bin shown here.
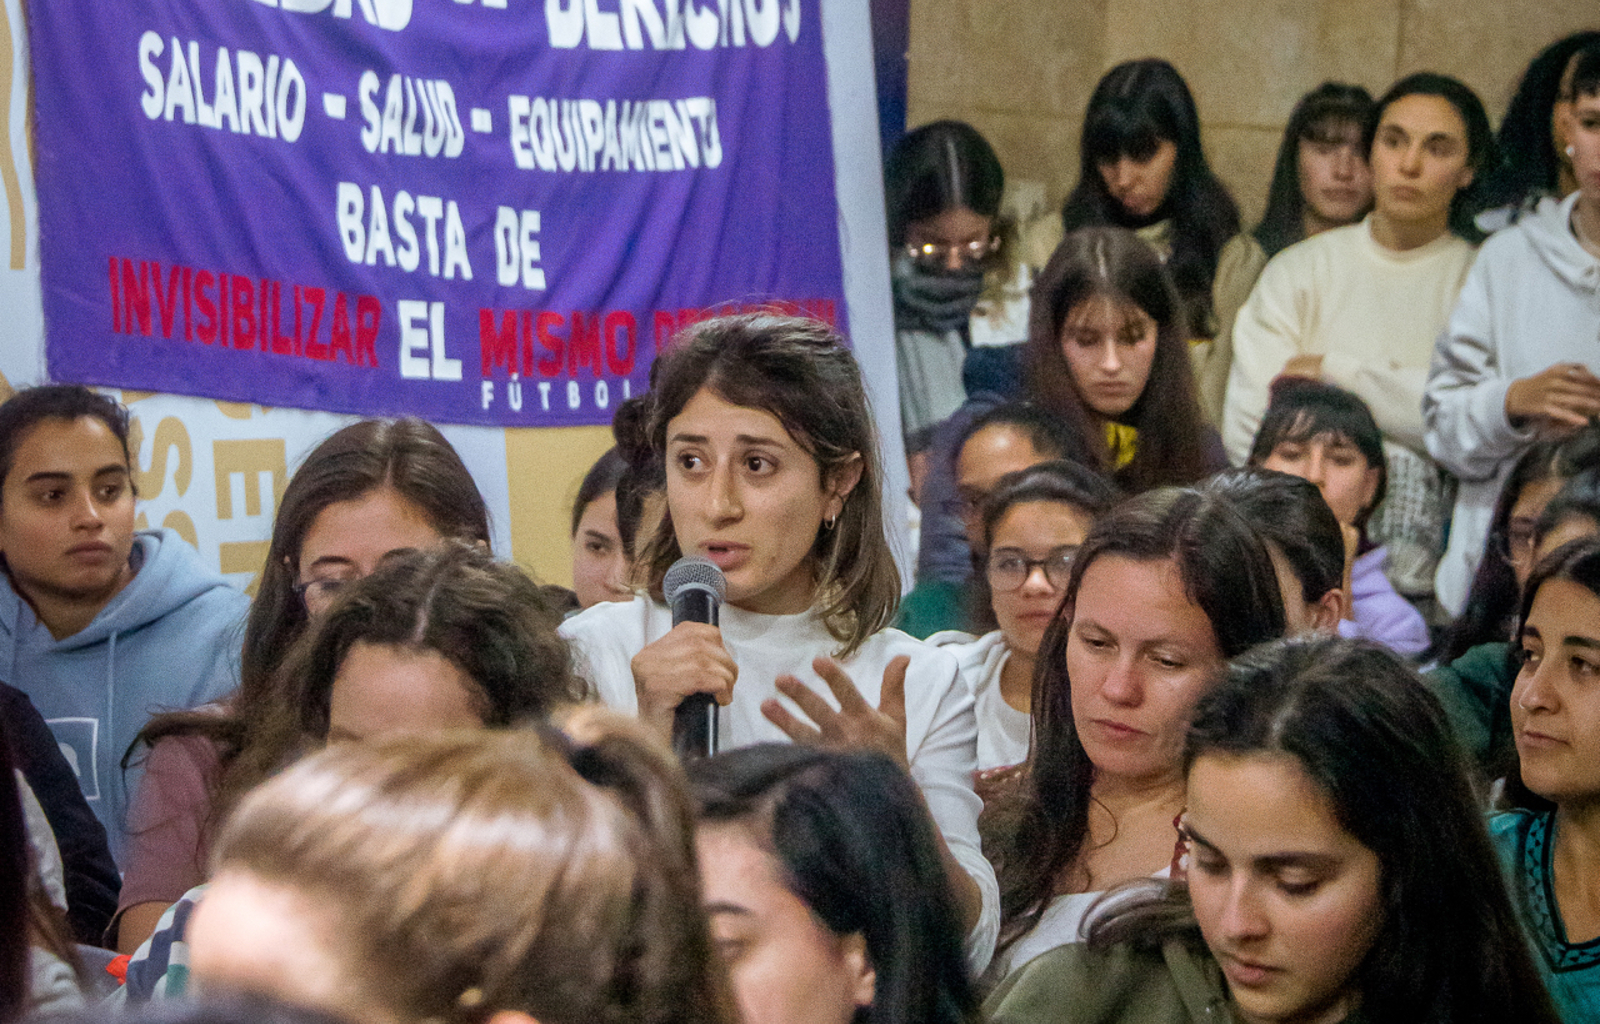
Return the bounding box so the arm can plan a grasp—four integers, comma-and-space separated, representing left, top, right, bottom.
210, 713, 731, 1024
634, 313, 899, 656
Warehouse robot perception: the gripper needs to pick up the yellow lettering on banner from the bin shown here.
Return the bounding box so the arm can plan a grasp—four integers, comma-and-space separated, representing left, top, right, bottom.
213, 439, 287, 519
163, 510, 198, 548
220, 540, 271, 596
128, 416, 193, 500
214, 401, 270, 419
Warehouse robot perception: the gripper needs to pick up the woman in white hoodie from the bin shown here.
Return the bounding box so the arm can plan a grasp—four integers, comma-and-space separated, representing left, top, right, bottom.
1424, 42, 1600, 616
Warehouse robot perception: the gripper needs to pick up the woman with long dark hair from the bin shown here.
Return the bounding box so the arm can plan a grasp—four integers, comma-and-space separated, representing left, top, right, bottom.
691, 744, 978, 1024
980, 487, 1284, 979
1053, 58, 1239, 341
987, 636, 1559, 1024
1027, 227, 1224, 493
1491, 538, 1600, 1021
885, 120, 1026, 437
1198, 82, 1375, 422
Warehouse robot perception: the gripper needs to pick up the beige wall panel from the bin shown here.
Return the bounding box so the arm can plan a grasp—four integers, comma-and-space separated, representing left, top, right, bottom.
969, 111, 1083, 213
1397, 3, 1599, 120
906, 0, 976, 116
504, 425, 614, 588
1204, 123, 1286, 229
1103, 0, 1399, 127
966, 0, 1107, 119
907, 0, 1106, 208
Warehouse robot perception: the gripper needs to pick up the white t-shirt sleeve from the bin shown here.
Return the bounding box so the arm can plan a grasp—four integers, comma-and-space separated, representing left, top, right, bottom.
899, 639, 1000, 975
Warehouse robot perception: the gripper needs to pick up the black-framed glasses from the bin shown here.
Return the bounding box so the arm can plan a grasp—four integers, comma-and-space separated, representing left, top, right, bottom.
986, 547, 1077, 592
902, 236, 1000, 269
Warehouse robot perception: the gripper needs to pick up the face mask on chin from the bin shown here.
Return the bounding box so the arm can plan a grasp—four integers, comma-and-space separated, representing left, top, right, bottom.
891, 252, 986, 334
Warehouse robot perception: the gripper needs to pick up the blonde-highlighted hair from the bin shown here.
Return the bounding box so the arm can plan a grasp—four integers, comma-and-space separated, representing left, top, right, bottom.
210, 711, 730, 1024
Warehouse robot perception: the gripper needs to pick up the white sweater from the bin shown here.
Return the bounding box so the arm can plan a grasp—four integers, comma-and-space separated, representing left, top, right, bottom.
1223, 218, 1477, 462
561, 596, 1000, 973
1424, 193, 1600, 614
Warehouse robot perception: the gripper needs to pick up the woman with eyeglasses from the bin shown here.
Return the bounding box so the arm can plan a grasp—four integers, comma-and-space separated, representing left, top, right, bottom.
931, 461, 1118, 772
1437, 423, 1600, 665
112, 419, 494, 954
884, 120, 1025, 438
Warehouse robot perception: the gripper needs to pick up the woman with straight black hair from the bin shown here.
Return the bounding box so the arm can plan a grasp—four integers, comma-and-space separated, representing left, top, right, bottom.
1479, 30, 1600, 220
1253, 83, 1379, 258
980, 487, 1284, 979
1499, 538, 1600, 1020
691, 743, 978, 1024
885, 120, 1025, 437
1056, 58, 1239, 340
1027, 227, 1223, 494
1198, 83, 1375, 423
1203, 468, 1347, 638
986, 635, 1560, 1024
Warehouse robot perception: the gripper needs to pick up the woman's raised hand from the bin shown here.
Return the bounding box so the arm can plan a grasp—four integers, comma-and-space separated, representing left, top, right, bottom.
629, 623, 739, 740
762, 655, 911, 770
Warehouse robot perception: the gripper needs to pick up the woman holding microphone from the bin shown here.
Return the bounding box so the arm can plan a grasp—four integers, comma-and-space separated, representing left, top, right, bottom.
561, 312, 999, 971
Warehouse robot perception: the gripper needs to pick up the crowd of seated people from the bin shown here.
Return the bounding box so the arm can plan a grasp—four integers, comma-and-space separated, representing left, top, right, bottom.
7, 29, 1600, 1024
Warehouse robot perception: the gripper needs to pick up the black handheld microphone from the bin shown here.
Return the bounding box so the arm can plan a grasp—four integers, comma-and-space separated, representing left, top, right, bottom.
663, 555, 727, 760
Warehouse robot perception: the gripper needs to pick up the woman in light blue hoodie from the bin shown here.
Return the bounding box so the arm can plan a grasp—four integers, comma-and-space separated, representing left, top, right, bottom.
0, 386, 248, 868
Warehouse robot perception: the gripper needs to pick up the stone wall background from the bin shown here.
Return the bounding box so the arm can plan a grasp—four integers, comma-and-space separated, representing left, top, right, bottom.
906, 2, 1599, 225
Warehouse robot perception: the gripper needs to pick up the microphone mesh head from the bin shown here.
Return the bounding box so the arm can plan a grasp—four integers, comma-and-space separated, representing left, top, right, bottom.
664, 556, 728, 603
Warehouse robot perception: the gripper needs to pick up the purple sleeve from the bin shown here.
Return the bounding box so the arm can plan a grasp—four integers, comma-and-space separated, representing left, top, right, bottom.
1342, 550, 1431, 656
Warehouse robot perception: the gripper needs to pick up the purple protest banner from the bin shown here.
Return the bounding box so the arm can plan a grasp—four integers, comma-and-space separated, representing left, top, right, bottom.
31, 0, 845, 426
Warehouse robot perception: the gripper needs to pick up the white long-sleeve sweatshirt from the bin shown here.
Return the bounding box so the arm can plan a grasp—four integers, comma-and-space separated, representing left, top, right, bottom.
1223, 218, 1476, 463
1424, 193, 1600, 614
561, 596, 1001, 975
